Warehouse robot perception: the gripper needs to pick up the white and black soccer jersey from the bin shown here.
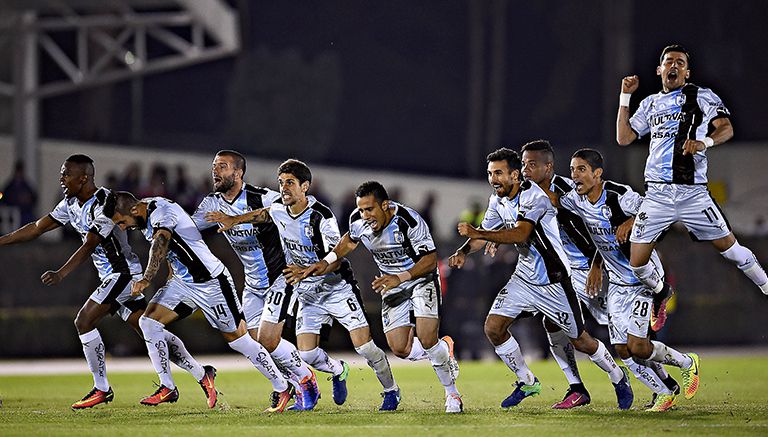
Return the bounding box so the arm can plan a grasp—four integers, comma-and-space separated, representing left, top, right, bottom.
559, 181, 662, 286
550, 175, 596, 270
141, 197, 225, 283
348, 201, 438, 299
481, 180, 571, 285
629, 83, 730, 184
49, 187, 142, 279
192, 184, 286, 289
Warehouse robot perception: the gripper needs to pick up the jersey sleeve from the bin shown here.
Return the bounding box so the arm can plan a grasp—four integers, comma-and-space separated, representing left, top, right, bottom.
517, 188, 550, 225
48, 198, 70, 226
618, 185, 644, 216
190, 195, 217, 231
150, 202, 179, 234
697, 88, 731, 124
319, 215, 342, 253
348, 215, 364, 242
262, 189, 281, 207
89, 203, 116, 239
407, 209, 436, 255
558, 190, 579, 215
481, 195, 503, 230
629, 97, 651, 138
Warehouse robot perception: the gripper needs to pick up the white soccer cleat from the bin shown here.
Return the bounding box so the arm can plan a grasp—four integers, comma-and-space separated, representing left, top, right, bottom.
445, 392, 463, 413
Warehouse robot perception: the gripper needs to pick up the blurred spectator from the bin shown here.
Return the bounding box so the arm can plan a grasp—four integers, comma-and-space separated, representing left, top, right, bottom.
119, 163, 142, 193
173, 165, 197, 213
104, 171, 119, 190
1, 161, 38, 224
338, 186, 358, 233
459, 198, 485, 227
139, 164, 169, 198
420, 191, 437, 230
310, 179, 333, 210
753, 216, 768, 237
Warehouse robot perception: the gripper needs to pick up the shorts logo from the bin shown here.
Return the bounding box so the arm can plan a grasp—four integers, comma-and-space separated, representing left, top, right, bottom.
303, 225, 313, 238
393, 231, 404, 244
637, 212, 648, 222
675, 93, 686, 106
600, 205, 612, 220
382, 313, 390, 326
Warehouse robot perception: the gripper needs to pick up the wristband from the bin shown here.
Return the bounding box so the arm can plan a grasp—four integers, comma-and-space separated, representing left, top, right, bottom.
702, 137, 715, 148
396, 271, 412, 282
322, 251, 338, 265
619, 93, 631, 107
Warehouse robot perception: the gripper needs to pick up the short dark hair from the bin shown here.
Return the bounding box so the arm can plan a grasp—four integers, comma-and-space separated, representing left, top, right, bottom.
660, 44, 691, 67
278, 159, 312, 185
486, 147, 522, 171
355, 181, 389, 203
216, 150, 246, 176
104, 191, 139, 218
66, 154, 95, 176
520, 139, 555, 162
571, 148, 604, 170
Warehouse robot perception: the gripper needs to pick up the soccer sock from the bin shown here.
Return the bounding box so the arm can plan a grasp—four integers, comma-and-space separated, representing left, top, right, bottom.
164, 330, 204, 381
79, 328, 110, 392
299, 347, 343, 376
631, 262, 665, 293
721, 242, 768, 294
426, 338, 459, 396
649, 340, 693, 368
494, 336, 535, 385
228, 334, 288, 392
588, 340, 625, 384
355, 340, 398, 392
271, 338, 312, 382
622, 357, 672, 395
546, 328, 582, 385
405, 337, 429, 361
138, 316, 175, 389
634, 357, 670, 380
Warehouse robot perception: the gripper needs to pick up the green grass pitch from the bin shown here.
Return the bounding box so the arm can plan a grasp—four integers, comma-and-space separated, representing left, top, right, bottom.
1, 355, 767, 436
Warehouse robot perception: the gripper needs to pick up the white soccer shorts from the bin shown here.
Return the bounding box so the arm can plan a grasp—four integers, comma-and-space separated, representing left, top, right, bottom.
242, 275, 298, 329
381, 277, 440, 333
606, 282, 652, 345
570, 268, 609, 326
294, 279, 368, 335
89, 272, 146, 321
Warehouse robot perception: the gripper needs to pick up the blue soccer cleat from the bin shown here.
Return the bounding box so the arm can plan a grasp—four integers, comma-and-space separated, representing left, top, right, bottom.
613, 367, 634, 410
331, 360, 350, 405
379, 388, 401, 411
501, 377, 541, 408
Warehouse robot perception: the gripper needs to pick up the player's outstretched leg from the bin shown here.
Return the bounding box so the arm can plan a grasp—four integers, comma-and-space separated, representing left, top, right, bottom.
72, 328, 113, 409
226, 333, 292, 412
621, 357, 675, 412
494, 336, 541, 408
425, 337, 461, 413
138, 315, 179, 405
646, 341, 700, 400
355, 339, 399, 408
299, 346, 348, 405
636, 358, 680, 408
719, 241, 768, 296
164, 330, 218, 408
545, 322, 590, 409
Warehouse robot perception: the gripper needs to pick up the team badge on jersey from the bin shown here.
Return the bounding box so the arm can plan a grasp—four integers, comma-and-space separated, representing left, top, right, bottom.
601, 205, 612, 220
675, 93, 686, 106
303, 224, 313, 238
393, 230, 405, 244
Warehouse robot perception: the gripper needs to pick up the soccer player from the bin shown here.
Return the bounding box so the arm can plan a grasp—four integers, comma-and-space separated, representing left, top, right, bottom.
205, 159, 399, 410
300, 181, 462, 413
558, 149, 700, 411
521, 140, 679, 409
106, 191, 294, 411
191, 150, 319, 410
616, 44, 768, 316
0, 155, 213, 409
449, 148, 633, 410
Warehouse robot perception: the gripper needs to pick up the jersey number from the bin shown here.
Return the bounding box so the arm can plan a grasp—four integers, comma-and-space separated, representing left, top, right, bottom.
267, 291, 283, 306
632, 301, 650, 318
211, 304, 228, 319
701, 206, 720, 223
346, 298, 358, 312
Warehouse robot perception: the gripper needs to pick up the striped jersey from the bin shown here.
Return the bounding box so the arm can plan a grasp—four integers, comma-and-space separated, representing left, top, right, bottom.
49, 187, 141, 279
348, 201, 437, 298
559, 181, 662, 286
629, 83, 730, 184
192, 184, 286, 289
481, 180, 571, 285
141, 197, 224, 283
550, 175, 596, 270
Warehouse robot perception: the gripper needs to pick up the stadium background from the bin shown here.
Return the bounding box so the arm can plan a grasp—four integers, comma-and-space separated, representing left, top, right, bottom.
1, 0, 767, 361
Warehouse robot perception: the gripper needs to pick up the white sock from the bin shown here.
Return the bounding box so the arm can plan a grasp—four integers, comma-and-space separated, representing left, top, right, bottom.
635, 357, 670, 380
547, 329, 582, 385
406, 337, 429, 361
494, 336, 535, 385
631, 262, 664, 293
79, 329, 109, 392
228, 334, 288, 392
355, 340, 398, 392
164, 330, 204, 381
271, 339, 312, 381
138, 316, 175, 389
426, 339, 459, 395
299, 347, 342, 376
622, 357, 671, 394
588, 340, 624, 384
649, 341, 693, 368
721, 242, 768, 293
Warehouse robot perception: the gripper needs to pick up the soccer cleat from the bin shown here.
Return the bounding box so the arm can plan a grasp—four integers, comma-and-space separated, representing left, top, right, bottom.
650, 283, 674, 331
501, 377, 541, 408
645, 392, 676, 412
296, 370, 320, 411
198, 365, 218, 409
445, 392, 463, 413
140, 385, 179, 406
612, 367, 634, 410
265, 385, 295, 413
330, 360, 350, 405
551, 388, 591, 409
71, 387, 114, 409
680, 353, 700, 399
645, 375, 680, 409
379, 388, 401, 411
442, 335, 460, 380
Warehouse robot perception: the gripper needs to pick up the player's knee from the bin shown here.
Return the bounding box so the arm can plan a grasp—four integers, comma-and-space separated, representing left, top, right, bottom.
483, 323, 505, 345
73, 313, 93, 334
138, 315, 163, 335
258, 334, 280, 352
614, 344, 631, 360
627, 338, 652, 359
389, 343, 411, 359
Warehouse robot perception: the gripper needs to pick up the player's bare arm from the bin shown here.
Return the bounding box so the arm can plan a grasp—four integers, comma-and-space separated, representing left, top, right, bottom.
298, 232, 359, 281
457, 220, 534, 245
132, 229, 171, 295
616, 75, 640, 145
372, 251, 437, 294
682, 117, 734, 155
41, 231, 101, 286
0, 215, 61, 245
615, 216, 635, 244
448, 237, 487, 269
204, 207, 271, 232
586, 253, 604, 298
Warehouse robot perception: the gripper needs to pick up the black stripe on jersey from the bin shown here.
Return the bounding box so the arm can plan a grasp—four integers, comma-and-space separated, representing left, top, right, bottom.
310, 201, 334, 219
603, 181, 628, 195
553, 177, 597, 261
217, 273, 244, 327
603, 187, 633, 259
531, 222, 569, 283
672, 84, 702, 184
104, 273, 133, 303
100, 232, 131, 274
168, 232, 213, 283
308, 208, 357, 285
561, 279, 586, 335
244, 185, 286, 284
396, 217, 420, 263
